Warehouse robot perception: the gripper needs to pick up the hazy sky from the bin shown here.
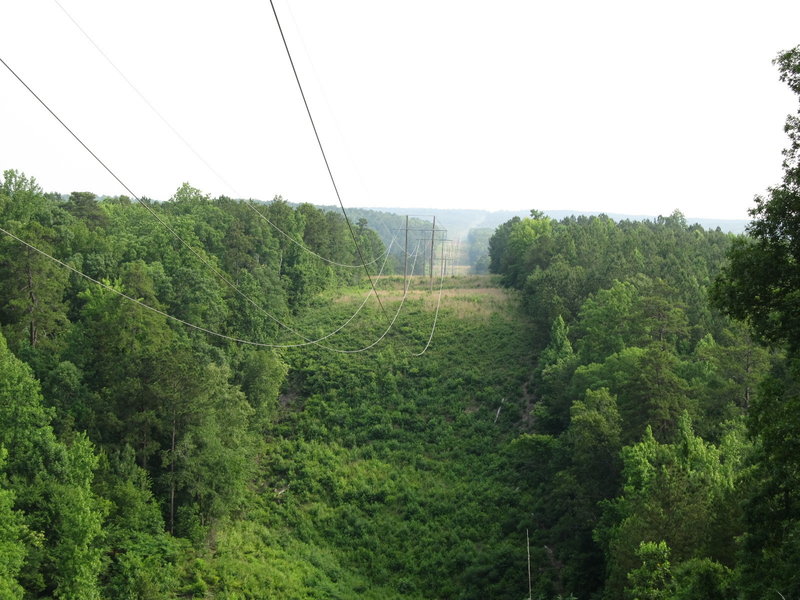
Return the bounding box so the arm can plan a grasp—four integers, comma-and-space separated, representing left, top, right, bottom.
2, 1, 800, 220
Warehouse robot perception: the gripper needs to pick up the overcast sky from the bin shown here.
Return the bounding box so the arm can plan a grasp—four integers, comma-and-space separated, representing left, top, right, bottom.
2, 1, 800, 221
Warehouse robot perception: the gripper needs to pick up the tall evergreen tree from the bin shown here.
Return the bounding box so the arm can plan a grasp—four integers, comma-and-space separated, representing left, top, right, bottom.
712, 45, 800, 597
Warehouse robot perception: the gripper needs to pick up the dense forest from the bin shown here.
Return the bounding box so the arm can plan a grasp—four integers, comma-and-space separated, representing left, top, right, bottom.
480, 46, 800, 598
2, 46, 800, 600
0, 171, 539, 598
307, 206, 443, 277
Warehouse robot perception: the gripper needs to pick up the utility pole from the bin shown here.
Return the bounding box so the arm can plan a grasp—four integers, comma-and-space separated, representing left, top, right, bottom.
454, 238, 461, 276
404, 215, 409, 293
430, 216, 436, 291
527, 529, 532, 600
441, 238, 447, 280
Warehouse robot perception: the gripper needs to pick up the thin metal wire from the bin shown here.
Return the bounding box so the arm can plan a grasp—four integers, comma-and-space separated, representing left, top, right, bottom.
0, 225, 286, 348
0, 225, 419, 353
51, 0, 390, 271
332, 239, 423, 354
411, 243, 448, 356
51, 0, 238, 194
266, 0, 390, 320
0, 54, 397, 348
3, 16, 445, 355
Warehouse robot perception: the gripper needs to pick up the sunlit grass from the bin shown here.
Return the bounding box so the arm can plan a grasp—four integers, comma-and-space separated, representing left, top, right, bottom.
328, 275, 514, 320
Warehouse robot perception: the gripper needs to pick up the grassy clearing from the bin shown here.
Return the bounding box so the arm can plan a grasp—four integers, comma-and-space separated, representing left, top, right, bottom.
331, 275, 515, 320
277, 270, 536, 599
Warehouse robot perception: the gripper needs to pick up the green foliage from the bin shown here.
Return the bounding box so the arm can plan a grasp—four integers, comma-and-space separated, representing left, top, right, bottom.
270, 281, 534, 599
0, 171, 70, 352
576, 280, 640, 363
490, 210, 732, 345
0, 176, 408, 597
567, 388, 622, 502
49, 434, 106, 600
0, 329, 106, 597
626, 540, 672, 600
736, 359, 800, 598
539, 315, 573, 369
0, 175, 545, 597
482, 199, 773, 598
710, 44, 800, 599
670, 558, 734, 600
0, 448, 26, 600
597, 415, 746, 599
0, 118, 796, 600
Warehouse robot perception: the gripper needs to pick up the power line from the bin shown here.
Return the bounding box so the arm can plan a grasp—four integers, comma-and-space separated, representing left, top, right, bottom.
290, 235, 409, 347
326, 239, 424, 354
267, 0, 390, 321
0, 225, 420, 353
56, 0, 439, 329
0, 54, 396, 351
412, 241, 449, 356
4, 15, 443, 355
0, 54, 312, 341
0, 225, 290, 349
50, 0, 239, 195
51, 0, 389, 271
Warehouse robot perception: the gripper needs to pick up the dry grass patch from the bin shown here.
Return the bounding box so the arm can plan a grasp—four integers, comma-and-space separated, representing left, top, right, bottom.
332, 277, 514, 320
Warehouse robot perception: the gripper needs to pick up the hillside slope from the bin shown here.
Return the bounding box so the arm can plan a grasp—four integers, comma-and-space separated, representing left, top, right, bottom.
249, 274, 537, 598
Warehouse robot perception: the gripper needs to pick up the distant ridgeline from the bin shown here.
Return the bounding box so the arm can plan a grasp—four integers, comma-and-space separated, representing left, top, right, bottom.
91, 196, 750, 275
312, 204, 749, 274
93, 194, 748, 274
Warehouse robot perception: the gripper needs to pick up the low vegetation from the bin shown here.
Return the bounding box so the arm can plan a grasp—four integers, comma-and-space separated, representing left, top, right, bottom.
1, 42, 800, 600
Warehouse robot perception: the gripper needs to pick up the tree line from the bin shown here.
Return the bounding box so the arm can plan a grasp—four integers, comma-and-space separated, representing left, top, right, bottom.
0, 177, 391, 598
3, 43, 800, 600
486, 45, 800, 599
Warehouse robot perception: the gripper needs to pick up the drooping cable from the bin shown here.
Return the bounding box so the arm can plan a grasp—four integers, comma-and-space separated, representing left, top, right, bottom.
0, 54, 318, 342
50, 0, 389, 271
4, 22, 439, 354
332, 239, 423, 354
51, 0, 239, 195
411, 242, 448, 356
267, 0, 390, 321
53, 0, 438, 353
292, 235, 404, 345
0, 225, 287, 349
0, 54, 393, 349
0, 225, 415, 352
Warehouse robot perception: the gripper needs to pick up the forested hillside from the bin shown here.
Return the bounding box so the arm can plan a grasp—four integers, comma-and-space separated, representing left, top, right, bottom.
487, 209, 765, 597
0, 174, 541, 598
2, 44, 800, 600
483, 45, 800, 599
0, 173, 785, 600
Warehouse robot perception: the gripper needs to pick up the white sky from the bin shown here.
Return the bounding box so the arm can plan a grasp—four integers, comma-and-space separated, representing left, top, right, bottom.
2, 1, 800, 221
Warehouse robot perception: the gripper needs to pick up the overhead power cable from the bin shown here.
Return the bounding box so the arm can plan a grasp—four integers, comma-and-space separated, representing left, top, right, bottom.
50, 0, 387, 271
267, 0, 390, 321
412, 241, 448, 356
0, 225, 412, 352
54, 0, 438, 352
5, 11, 442, 354
51, 0, 239, 195
246, 201, 391, 269
0, 226, 282, 348
0, 55, 399, 351
290, 235, 407, 347
331, 239, 424, 354
0, 55, 308, 342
